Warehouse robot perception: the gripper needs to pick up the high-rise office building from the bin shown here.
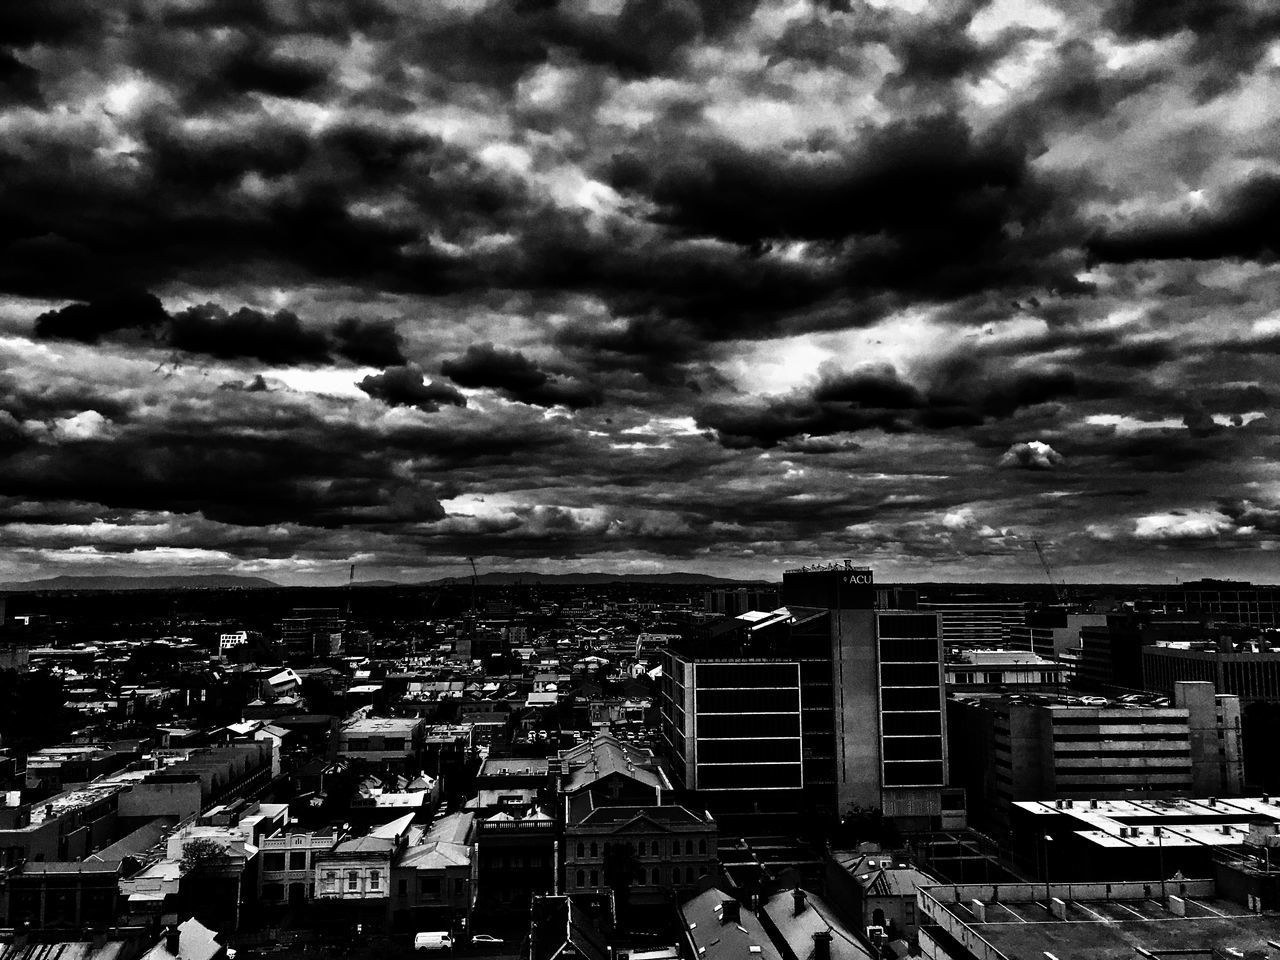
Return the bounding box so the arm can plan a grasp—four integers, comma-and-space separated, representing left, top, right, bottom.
916, 599, 1026, 646
658, 564, 947, 830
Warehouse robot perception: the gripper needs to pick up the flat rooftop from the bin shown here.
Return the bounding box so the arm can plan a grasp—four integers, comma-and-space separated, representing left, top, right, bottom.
936, 895, 1280, 959
341, 716, 421, 734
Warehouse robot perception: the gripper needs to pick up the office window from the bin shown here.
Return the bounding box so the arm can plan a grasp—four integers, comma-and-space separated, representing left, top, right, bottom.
881, 664, 940, 687
882, 712, 942, 736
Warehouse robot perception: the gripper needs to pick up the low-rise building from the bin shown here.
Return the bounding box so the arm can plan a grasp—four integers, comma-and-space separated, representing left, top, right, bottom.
336, 717, 426, 771
390, 812, 474, 930
916, 877, 1280, 960
258, 824, 344, 904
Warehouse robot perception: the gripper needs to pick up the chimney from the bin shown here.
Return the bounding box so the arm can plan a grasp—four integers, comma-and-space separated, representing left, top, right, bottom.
812, 932, 832, 960
793, 889, 807, 916
720, 900, 740, 925
164, 925, 180, 956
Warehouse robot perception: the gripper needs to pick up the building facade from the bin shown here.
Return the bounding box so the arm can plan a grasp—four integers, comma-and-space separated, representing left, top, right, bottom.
948, 693, 1199, 826
660, 565, 947, 830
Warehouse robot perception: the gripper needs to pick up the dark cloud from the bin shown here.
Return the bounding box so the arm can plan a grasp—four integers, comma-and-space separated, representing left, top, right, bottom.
698, 360, 1096, 448
0, 50, 42, 107
33, 293, 415, 369
359, 364, 467, 412
333, 317, 407, 367
611, 113, 1084, 302
1089, 173, 1280, 264
441, 343, 602, 409
33, 290, 168, 344
1104, 0, 1280, 96
170, 304, 332, 365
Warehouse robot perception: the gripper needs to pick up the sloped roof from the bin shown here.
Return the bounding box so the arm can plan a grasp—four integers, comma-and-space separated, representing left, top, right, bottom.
142, 918, 224, 960
560, 734, 669, 794
368, 812, 415, 839
761, 889, 874, 960
397, 839, 471, 870
679, 888, 781, 960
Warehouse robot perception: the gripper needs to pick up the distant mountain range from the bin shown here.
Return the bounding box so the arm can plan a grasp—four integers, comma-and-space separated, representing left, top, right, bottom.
0, 570, 771, 593
0, 574, 280, 592
416, 571, 769, 586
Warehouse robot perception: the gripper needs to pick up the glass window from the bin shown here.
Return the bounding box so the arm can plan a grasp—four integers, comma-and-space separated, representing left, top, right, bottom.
347, 871, 359, 890
576, 870, 585, 888
881, 712, 941, 736
881, 664, 940, 687
369, 870, 380, 889
576, 842, 584, 858
289, 851, 307, 871
590, 870, 599, 887
878, 614, 939, 639
590, 842, 598, 858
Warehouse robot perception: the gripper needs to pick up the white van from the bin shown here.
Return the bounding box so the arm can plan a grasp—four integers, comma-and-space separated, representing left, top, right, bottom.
414, 932, 453, 952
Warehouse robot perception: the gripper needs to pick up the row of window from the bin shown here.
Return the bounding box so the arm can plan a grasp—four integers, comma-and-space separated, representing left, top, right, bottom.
697, 762, 802, 789
882, 760, 944, 787
323, 869, 381, 891
881, 736, 944, 762
572, 838, 708, 859
572, 865, 705, 888
262, 851, 310, 872
881, 664, 943, 687
342, 738, 408, 752
696, 738, 801, 764
696, 688, 800, 713
881, 688, 942, 711
696, 664, 800, 688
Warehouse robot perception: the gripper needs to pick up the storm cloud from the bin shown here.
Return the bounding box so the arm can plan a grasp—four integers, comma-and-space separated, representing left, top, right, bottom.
0, 0, 1278, 583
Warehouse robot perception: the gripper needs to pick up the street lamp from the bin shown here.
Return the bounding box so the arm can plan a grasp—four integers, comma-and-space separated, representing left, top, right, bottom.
1157, 828, 1166, 902
1043, 835, 1054, 906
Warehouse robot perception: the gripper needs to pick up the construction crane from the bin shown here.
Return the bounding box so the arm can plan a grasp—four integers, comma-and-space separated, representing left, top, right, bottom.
466, 557, 479, 621
1031, 539, 1065, 603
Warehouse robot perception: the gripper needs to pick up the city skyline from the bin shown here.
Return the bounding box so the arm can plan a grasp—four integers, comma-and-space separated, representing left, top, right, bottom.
3, 1, 1280, 585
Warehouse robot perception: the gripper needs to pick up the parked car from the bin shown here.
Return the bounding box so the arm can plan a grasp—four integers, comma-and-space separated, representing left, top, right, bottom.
414, 932, 453, 952
471, 935, 505, 945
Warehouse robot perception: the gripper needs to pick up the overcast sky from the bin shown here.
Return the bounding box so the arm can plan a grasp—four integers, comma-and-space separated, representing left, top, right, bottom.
2, 0, 1280, 585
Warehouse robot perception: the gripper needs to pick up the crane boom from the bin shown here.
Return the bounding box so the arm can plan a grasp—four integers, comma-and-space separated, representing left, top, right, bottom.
1032, 539, 1065, 602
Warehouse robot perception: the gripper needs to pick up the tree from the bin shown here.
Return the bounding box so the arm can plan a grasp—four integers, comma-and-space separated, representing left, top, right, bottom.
180, 838, 231, 875
833, 805, 902, 849
602, 842, 641, 917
